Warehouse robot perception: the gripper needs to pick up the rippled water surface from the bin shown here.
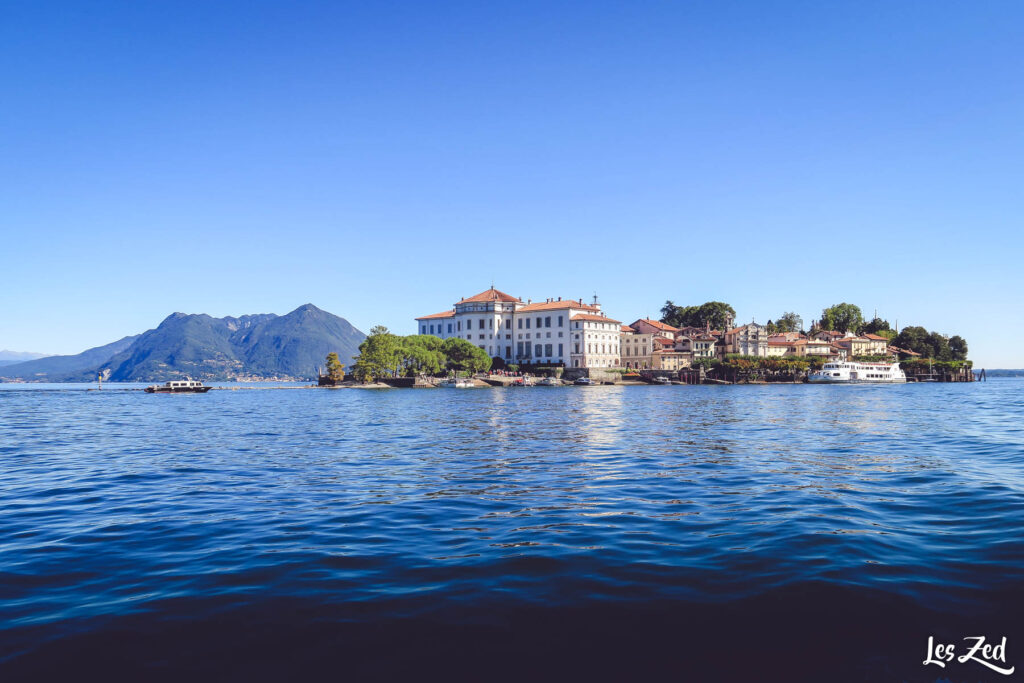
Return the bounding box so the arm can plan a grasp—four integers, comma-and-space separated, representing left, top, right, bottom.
1, 381, 1022, 681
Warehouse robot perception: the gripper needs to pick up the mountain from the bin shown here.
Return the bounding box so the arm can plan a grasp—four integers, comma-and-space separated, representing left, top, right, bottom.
96, 304, 364, 381
0, 350, 50, 364
0, 336, 139, 380
1, 304, 364, 382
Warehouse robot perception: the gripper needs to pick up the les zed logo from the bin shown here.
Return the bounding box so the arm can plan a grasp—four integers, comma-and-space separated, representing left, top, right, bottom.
924, 636, 1015, 675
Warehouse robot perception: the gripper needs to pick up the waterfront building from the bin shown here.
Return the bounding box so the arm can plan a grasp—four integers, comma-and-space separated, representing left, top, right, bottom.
620, 319, 675, 369
766, 340, 794, 357
651, 340, 691, 370
620, 326, 650, 369
675, 331, 718, 359
834, 335, 891, 358
862, 334, 892, 355
722, 323, 768, 357
629, 318, 679, 338
415, 287, 620, 368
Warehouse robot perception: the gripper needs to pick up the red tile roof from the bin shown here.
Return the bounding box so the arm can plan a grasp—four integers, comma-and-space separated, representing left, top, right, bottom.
416, 310, 455, 320
654, 337, 674, 346
459, 287, 521, 303
863, 333, 890, 341
634, 318, 680, 332
520, 299, 599, 312
620, 325, 635, 333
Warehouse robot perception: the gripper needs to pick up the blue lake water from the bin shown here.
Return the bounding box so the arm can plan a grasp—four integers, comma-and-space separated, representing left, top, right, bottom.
1, 380, 1022, 681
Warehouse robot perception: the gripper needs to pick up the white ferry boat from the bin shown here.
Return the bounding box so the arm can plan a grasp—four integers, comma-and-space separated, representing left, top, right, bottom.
808, 361, 906, 384
144, 379, 212, 393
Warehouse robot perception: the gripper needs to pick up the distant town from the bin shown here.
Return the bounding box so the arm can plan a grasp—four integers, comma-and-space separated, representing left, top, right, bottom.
343, 286, 974, 384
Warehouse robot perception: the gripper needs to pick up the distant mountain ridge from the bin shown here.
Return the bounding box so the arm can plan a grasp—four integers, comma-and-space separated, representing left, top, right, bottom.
0, 304, 365, 382
0, 350, 50, 363
0, 336, 140, 378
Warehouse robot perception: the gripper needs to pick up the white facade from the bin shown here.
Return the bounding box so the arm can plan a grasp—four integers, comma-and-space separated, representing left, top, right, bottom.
416, 288, 620, 368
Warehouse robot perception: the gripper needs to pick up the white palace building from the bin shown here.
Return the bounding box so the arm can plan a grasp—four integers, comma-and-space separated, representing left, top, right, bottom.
416, 287, 621, 368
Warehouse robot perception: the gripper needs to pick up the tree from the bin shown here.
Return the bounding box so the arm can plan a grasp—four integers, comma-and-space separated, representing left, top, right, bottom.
820, 303, 864, 333
928, 331, 953, 361
660, 301, 694, 329
352, 325, 403, 380
949, 335, 968, 361
441, 338, 492, 375
325, 352, 345, 381
399, 335, 446, 376
860, 317, 891, 335
660, 300, 736, 330
891, 326, 931, 357
774, 312, 802, 333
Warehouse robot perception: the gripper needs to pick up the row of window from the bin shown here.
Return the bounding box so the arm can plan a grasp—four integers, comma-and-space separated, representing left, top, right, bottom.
422, 315, 567, 336
515, 342, 564, 358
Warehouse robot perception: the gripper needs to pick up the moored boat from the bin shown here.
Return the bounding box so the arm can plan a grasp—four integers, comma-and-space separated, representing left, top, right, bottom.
537, 376, 560, 386
511, 376, 534, 387
144, 380, 212, 393
652, 376, 671, 385
573, 377, 593, 386
807, 361, 906, 384
439, 377, 476, 388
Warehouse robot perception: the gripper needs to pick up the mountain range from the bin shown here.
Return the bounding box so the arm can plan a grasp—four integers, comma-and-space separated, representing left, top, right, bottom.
0, 350, 51, 366
0, 304, 365, 382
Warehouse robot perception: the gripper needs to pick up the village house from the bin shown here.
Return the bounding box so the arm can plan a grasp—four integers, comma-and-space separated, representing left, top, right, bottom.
862, 334, 892, 355
675, 331, 718, 359
415, 287, 620, 368
620, 319, 676, 369
630, 318, 680, 338
652, 343, 691, 371
620, 326, 651, 369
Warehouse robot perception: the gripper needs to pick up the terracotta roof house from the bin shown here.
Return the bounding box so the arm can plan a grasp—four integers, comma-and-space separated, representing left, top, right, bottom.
416, 287, 620, 368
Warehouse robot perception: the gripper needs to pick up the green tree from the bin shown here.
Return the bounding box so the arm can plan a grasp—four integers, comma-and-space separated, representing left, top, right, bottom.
859, 317, 891, 335
325, 352, 345, 381
820, 303, 864, 333
660, 300, 735, 330
949, 335, 968, 361
774, 312, 802, 333
441, 338, 492, 375
399, 335, 447, 376
352, 325, 403, 380
660, 301, 695, 328
928, 331, 953, 361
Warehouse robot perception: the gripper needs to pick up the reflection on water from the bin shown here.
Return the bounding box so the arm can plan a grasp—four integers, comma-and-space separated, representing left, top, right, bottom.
0, 381, 1022, 681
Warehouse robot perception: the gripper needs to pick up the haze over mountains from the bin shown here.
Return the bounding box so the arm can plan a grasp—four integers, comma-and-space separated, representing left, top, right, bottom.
0, 350, 50, 366
0, 304, 365, 382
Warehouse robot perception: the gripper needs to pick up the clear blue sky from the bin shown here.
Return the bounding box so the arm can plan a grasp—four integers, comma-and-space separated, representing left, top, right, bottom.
2, 1, 1022, 367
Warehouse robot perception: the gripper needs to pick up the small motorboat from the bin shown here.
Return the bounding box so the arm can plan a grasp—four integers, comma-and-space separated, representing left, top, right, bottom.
652, 376, 671, 384
439, 377, 475, 388
537, 377, 560, 386
145, 380, 212, 394
573, 377, 593, 386
511, 376, 534, 387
